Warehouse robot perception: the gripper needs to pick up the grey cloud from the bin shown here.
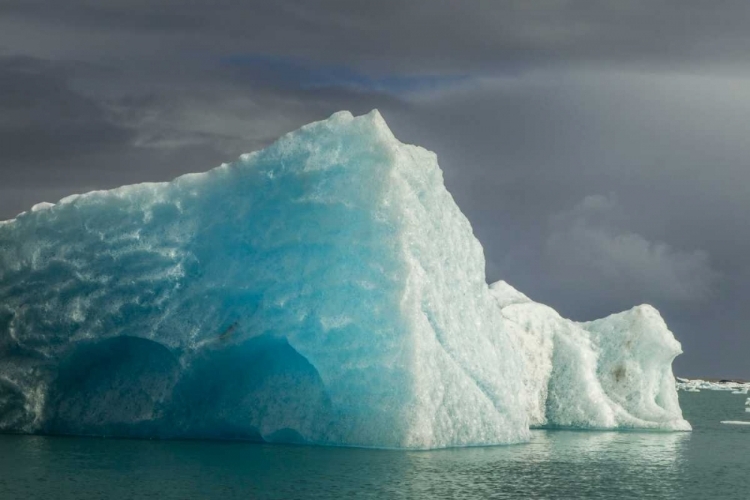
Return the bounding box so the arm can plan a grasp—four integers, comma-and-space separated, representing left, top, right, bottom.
4, 1, 750, 74
0, 57, 134, 167
0, 56, 238, 216
546, 194, 718, 305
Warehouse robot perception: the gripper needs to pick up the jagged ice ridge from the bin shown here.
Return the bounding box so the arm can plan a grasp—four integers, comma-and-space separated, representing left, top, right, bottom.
0, 111, 689, 448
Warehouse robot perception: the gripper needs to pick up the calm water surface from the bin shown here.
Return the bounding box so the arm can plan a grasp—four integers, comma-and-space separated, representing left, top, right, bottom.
1, 391, 748, 499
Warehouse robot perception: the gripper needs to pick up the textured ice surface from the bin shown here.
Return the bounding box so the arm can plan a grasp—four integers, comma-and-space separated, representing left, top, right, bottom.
0, 110, 528, 448
0, 110, 689, 447
491, 281, 690, 430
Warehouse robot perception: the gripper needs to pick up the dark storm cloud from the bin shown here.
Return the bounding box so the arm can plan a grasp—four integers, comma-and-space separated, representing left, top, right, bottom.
546, 194, 718, 305
4, 0, 750, 72
0, 57, 133, 167
0, 1, 748, 377
0, 56, 136, 216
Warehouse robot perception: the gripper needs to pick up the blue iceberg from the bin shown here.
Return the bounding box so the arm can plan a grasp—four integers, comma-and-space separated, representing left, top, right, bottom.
0, 111, 688, 448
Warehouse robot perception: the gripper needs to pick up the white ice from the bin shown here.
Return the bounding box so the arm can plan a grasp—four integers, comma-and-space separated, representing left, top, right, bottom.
491, 281, 690, 430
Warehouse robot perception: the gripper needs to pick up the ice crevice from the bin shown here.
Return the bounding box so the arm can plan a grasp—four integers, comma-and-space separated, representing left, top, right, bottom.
0, 110, 689, 448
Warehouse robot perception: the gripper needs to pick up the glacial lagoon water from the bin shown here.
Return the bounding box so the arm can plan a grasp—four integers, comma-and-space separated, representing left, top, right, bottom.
1, 391, 748, 500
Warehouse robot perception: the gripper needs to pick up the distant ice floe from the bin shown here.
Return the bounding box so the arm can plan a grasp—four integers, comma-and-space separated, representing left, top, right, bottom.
676, 377, 750, 393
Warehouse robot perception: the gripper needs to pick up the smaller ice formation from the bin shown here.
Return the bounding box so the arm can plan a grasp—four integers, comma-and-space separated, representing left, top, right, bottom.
491, 281, 691, 431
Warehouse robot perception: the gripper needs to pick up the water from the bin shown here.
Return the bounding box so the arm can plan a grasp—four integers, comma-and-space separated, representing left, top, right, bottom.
1, 391, 747, 499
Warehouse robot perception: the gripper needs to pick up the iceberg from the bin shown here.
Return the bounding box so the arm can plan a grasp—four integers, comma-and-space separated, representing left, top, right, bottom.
0, 110, 689, 448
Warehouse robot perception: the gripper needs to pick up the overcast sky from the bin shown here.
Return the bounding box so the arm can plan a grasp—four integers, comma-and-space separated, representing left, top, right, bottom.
1, 1, 748, 378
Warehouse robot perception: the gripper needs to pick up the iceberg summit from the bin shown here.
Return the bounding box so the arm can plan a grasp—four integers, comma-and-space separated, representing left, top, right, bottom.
0, 111, 689, 448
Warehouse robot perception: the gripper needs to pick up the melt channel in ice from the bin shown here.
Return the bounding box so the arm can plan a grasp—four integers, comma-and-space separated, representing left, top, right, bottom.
0, 110, 689, 448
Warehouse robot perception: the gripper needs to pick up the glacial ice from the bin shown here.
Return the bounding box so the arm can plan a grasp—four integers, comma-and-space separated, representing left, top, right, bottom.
491, 282, 690, 430
0, 110, 689, 448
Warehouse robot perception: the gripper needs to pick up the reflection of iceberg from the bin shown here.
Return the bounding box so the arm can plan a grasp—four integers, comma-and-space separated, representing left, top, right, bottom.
0, 111, 688, 448
527, 429, 689, 463
492, 282, 690, 430
403, 430, 689, 499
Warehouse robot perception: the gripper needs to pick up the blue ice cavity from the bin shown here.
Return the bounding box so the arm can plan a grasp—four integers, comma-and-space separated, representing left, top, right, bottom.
0, 111, 530, 448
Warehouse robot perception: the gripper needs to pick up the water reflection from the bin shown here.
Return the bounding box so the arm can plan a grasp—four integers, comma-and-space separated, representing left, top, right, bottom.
5, 392, 750, 499
0, 429, 716, 500
401, 431, 690, 499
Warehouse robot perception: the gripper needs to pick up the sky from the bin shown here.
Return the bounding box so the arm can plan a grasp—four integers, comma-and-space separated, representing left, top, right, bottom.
0, 1, 748, 378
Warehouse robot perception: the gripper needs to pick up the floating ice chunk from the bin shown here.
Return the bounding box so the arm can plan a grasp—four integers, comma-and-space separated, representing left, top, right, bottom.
492, 282, 690, 431
0, 110, 528, 449
721, 421, 750, 425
